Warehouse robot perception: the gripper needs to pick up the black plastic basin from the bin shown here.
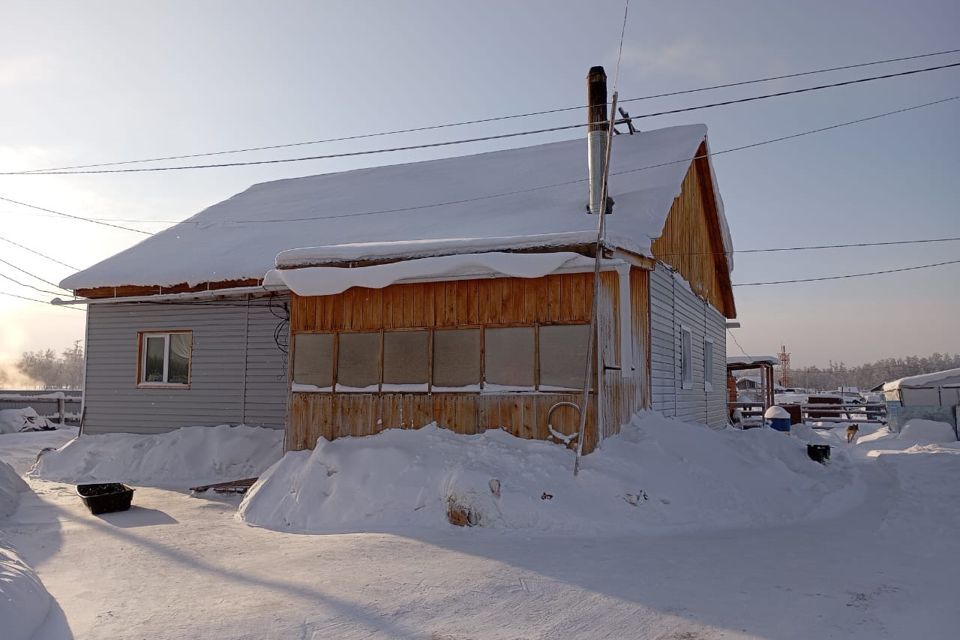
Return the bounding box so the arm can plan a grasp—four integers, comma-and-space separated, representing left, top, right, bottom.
76, 483, 134, 515
807, 444, 831, 465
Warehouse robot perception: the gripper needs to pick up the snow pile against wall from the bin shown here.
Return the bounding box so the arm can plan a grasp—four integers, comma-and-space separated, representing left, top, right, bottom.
239, 413, 861, 535
0, 541, 53, 640
30, 425, 283, 489
0, 408, 52, 435
0, 459, 29, 519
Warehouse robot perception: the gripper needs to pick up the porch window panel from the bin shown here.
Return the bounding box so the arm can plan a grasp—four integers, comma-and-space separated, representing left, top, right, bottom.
539, 324, 590, 389
484, 327, 535, 388
337, 332, 381, 390
433, 329, 481, 388
383, 330, 429, 386
293, 333, 334, 388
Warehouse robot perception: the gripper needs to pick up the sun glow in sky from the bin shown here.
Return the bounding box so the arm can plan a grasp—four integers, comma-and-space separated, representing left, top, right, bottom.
1, 1, 958, 378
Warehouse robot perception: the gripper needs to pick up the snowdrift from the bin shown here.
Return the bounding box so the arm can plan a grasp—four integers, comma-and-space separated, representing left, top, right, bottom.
0, 541, 53, 640
239, 413, 862, 535
854, 419, 958, 452
0, 407, 52, 434
0, 459, 29, 519
31, 425, 283, 489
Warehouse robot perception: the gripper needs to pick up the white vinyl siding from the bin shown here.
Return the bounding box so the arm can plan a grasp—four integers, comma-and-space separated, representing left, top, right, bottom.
649, 263, 727, 427
82, 294, 289, 435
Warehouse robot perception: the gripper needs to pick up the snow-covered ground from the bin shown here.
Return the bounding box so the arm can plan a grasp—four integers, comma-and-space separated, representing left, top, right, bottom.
1, 418, 958, 639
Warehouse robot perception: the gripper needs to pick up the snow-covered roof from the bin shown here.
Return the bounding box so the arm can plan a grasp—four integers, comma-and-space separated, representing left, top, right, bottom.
62, 124, 730, 291
726, 356, 779, 367
882, 368, 960, 391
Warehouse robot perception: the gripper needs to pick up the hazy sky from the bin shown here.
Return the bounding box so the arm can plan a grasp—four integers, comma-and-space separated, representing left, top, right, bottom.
0, 0, 957, 379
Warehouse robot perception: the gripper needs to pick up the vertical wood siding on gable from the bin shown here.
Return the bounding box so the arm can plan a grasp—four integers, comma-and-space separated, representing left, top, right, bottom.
82, 295, 289, 435
651, 149, 735, 318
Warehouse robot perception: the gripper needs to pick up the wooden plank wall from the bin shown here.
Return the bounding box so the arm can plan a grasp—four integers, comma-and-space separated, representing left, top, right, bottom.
291, 273, 596, 332
650, 148, 735, 318
288, 272, 615, 454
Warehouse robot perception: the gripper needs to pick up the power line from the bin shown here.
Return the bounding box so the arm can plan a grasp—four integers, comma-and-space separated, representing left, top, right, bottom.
0, 270, 66, 296
216, 95, 959, 225
15, 47, 960, 174
0, 256, 68, 290
613, 0, 631, 91
4, 94, 956, 236
0, 289, 83, 310
6, 61, 959, 176
0, 234, 78, 270
655, 235, 960, 259
727, 329, 754, 360
0, 195, 153, 235
732, 258, 960, 286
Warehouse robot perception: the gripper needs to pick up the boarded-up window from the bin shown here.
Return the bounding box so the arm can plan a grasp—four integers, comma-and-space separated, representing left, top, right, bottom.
293, 333, 334, 388
433, 329, 481, 388
681, 327, 693, 389
383, 330, 429, 386
337, 332, 380, 390
484, 327, 534, 388
539, 324, 590, 389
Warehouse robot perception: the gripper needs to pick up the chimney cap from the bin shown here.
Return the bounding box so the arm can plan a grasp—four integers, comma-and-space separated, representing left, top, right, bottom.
587, 66, 607, 78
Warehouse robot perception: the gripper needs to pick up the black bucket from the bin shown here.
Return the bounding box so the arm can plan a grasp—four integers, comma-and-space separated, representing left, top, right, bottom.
807, 444, 831, 465
77, 483, 134, 515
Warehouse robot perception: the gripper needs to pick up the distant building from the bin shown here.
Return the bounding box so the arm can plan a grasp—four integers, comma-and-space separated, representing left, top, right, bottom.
882, 368, 960, 434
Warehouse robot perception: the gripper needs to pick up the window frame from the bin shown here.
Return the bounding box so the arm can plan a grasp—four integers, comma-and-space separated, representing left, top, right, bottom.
137, 330, 193, 388
680, 326, 693, 390
703, 338, 714, 392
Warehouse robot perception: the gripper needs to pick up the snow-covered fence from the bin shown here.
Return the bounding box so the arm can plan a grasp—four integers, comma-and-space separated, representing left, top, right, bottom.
731, 401, 886, 426
0, 390, 82, 426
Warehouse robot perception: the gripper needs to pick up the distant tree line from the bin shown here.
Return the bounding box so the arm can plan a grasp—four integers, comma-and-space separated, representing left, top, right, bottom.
787, 353, 960, 391
14, 341, 85, 389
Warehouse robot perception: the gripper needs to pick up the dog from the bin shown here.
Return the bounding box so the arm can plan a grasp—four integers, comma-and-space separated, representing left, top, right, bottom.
846, 423, 859, 444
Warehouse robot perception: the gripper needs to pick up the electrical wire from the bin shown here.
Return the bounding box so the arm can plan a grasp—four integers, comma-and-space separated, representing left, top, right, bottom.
727, 329, 754, 360
613, 0, 630, 91
0, 195, 153, 235
732, 258, 960, 286
5, 61, 959, 176
0, 270, 67, 296
0, 234, 78, 270
15, 47, 960, 174
3, 95, 955, 239
0, 256, 69, 290
213, 95, 959, 225
0, 290, 83, 310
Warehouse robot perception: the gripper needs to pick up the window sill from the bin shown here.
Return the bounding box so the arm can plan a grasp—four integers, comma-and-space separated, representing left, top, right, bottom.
681, 382, 693, 391
137, 383, 190, 390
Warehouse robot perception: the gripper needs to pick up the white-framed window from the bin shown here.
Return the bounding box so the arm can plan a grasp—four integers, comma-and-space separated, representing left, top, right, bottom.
139, 331, 192, 386
680, 327, 693, 390
704, 338, 714, 392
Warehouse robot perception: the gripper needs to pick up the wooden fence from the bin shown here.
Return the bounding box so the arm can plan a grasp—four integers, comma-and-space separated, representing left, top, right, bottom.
731, 401, 887, 426
0, 390, 82, 427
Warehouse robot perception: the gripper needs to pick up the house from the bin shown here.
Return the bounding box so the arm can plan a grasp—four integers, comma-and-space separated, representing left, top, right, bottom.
882, 368, 960, 435
60, 67, 737, 454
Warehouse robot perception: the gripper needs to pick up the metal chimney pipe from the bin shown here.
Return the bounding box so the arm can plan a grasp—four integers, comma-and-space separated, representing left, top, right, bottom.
586, 66, 608, 215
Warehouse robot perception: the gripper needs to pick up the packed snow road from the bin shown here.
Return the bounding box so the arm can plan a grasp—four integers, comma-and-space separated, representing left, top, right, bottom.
2, 425, 959, 639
